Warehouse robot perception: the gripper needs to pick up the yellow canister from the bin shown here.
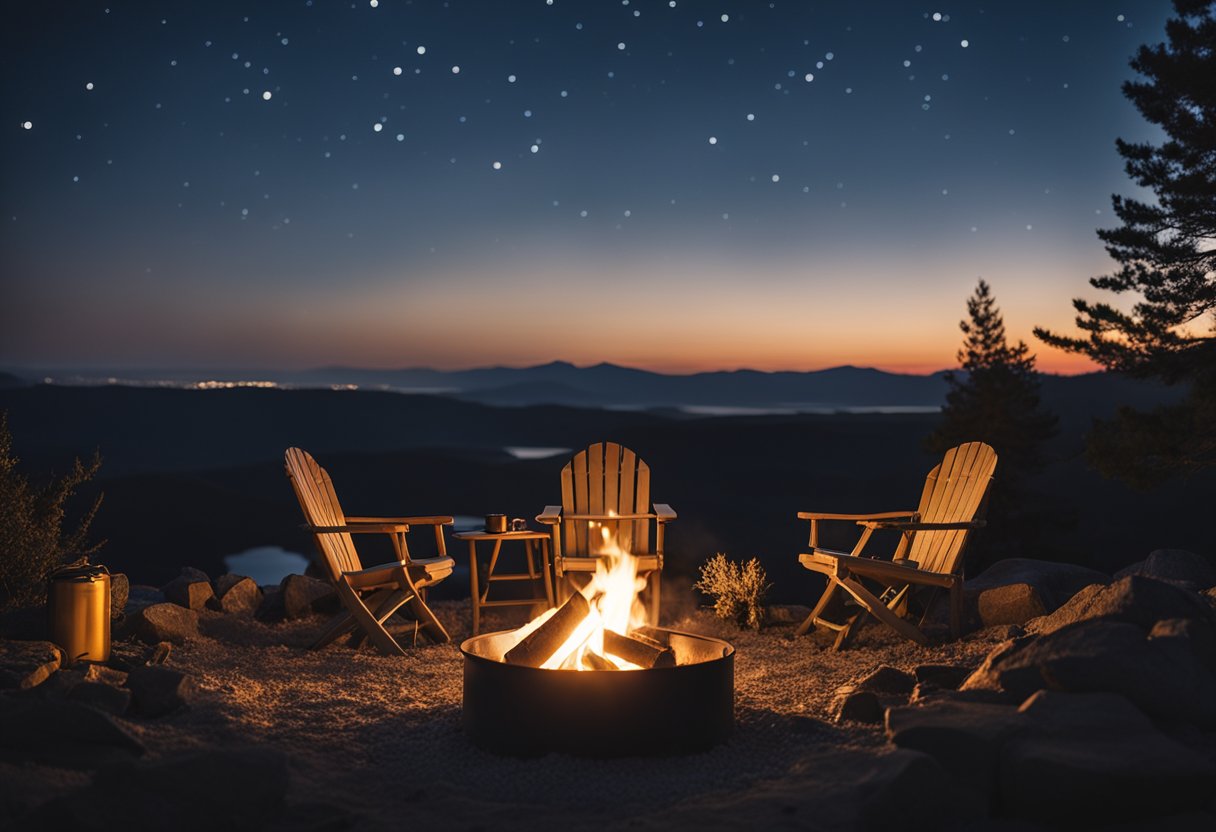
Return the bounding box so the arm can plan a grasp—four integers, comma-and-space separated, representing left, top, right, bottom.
47, 563, 111, 664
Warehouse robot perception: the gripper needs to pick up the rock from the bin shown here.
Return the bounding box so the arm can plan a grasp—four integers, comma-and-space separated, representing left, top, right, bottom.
255, 585, 284, 621
886, 699, 1026, 800
855, 665, 916, 695
130, 602, 199, 645
975, 583, 1048, 627
1150, 617, 1216, 672
913, 664, 972, 690
108, 573, 128, 618
1115, 549, 1216, 589
27, 748, 290, 830
764, 604, 812, 626
212, 574, 263, 615
962, 619, 1216, 727
278, 573, 337, 620
125, 584, 165, 610
178, 566, 211, 583
0, 639, 62, 689
67, 681, 132, 716
1001, 692, 1216, 824
1026, 575, 1215, 636
0, 696, 144, 768
832, 689, 885, 724
161, 575, 215, 612
125, 665, 195, 717
968, 558, 1110, 607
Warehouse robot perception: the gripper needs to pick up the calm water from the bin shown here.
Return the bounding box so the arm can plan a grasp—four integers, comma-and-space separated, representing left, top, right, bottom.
224, 546, 309, 586
503, 446, 571, 460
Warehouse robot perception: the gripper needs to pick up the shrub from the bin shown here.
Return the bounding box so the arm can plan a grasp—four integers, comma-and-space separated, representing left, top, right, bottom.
0, 412, 104, 612
693, 553, 772, 630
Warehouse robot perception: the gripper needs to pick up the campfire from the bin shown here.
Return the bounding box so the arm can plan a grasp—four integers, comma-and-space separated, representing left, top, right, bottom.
461, 517, 735, 757
493, 520, 673, 671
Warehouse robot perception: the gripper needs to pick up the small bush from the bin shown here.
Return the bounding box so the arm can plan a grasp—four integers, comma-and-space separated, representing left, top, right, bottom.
693, 553, 772, 630
0, 413, 104, 612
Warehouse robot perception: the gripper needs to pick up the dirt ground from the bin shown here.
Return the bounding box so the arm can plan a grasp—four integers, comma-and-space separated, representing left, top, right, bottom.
100, 599, 1004, 830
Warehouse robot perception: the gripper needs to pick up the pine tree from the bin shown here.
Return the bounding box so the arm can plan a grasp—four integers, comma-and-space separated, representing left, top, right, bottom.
1034, 0, 1216, 487
929, 281, 1059, 567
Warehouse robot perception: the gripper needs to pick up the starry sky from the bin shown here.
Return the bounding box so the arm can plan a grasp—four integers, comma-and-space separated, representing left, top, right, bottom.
1, 1, 1172, 374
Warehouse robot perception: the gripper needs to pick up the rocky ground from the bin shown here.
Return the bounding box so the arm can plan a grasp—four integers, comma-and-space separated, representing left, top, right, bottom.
3, 549, 1216, 831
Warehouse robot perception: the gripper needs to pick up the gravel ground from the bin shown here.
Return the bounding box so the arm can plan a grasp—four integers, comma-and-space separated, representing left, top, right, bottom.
107, 597, 1004, 830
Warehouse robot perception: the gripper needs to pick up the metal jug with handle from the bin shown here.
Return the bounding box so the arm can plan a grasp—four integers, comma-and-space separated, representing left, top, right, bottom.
47, 561, 111, 663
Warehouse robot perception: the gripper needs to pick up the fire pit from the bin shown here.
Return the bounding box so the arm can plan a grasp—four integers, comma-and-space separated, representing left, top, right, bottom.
460, 517, 734, 756
462, 626, 734, 757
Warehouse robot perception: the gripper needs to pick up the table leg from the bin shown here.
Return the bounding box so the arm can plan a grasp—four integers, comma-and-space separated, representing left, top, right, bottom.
467, 540, 480, 635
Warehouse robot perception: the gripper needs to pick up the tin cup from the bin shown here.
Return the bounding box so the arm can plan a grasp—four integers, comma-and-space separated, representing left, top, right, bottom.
485, 514, 507, 534
510, 518, 528, 532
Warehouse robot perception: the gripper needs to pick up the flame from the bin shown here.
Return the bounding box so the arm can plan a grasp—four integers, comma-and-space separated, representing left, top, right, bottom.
502, 511, 649, 670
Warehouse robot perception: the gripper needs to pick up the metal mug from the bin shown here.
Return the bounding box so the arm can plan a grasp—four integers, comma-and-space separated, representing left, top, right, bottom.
485, 514, 507, 534
510, 518, 528, 532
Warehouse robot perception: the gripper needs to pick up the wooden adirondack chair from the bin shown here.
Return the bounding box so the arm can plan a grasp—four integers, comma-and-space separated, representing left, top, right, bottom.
284, 448, 455, 655
536, 442, 676, 624
795, 442, 997, 649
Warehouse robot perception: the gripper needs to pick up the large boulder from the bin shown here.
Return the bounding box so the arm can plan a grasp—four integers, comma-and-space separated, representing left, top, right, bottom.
886, 699, 1025, 800
965, 559, 1110, 628
1115, 548, 1216, 590
1025, 575, 1214, 636
129, 602, 199, 645
1000, 691, 1216, 824
961, 618, 1216, 727
0, 640, 62, 690
211, 574, 262, 615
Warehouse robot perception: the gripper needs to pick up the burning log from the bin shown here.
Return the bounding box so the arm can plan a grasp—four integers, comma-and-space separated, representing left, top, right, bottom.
504, 593, 590, 668
581, 650, 618, 671
604, 629, 676, 669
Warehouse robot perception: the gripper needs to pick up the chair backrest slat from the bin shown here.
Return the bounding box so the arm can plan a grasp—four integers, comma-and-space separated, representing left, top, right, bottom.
285, 448, 363, 580
560, 442, 653, 556
908, 442, 997, 575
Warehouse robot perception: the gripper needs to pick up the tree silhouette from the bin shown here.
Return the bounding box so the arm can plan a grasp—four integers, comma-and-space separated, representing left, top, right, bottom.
1035, 0, 1216, 488
930, 280, 1059, 568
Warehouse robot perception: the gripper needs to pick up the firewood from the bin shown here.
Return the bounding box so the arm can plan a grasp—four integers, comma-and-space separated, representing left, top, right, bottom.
581, 650, 618, 671
603, 628, 676, 669
504, 593, 590, 668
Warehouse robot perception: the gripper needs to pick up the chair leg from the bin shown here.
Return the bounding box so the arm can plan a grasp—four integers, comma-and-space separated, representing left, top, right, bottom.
648, 570, 662, 626
406, 589, 451, 643
309, 610, 357, 650
949, 582, 963, 640
837, 575, 929, 646
796, 578, 840, 637
832, 612, 864, 651
335, 580, 406, 656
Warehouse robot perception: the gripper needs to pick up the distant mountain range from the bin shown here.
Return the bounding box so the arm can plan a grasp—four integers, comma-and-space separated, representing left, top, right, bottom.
3, 360, 1180, 414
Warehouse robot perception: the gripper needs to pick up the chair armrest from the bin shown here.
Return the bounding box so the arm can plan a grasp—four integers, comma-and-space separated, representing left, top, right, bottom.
302, 523, 409, 535
797, 511, 919, 522
858, 520, 986, 531
653, 503, 677, 522
536, 505, 563, 524
345, 515, 454, 526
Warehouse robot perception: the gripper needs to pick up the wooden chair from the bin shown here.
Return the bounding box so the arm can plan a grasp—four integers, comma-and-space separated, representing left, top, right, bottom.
284, 448, 455, 655
536, 442, 676, 624
795, 442, 997, 649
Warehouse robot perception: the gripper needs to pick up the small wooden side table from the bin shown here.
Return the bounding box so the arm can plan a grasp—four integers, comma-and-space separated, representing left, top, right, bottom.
454, 529, 555, 635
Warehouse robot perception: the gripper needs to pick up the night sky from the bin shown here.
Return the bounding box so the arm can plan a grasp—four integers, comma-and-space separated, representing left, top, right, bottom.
2, 1, 1171, 373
